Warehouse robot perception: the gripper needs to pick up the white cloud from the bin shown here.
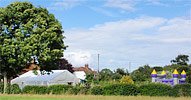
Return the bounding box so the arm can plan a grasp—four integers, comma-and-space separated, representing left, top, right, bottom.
103, 0, 168, 12
64, 51, 92, 67
146, 0, 169, 7
49, 0, 85, 10
104, 0, 136, 12
89, 6, 115, 17
64, 16, 191, 71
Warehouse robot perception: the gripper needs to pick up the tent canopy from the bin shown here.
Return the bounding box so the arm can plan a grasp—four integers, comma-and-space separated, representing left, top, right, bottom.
11, 70, 79, 88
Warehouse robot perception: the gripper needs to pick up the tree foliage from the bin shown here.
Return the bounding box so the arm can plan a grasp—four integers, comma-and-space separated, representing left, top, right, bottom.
99, 68, 113, 81
131, 65, 152, 82
57, 58, 73, 73
120, 76, 134, 84
0, 2, 66, 92
171, 54, 189, 65
112, 68, 129, 80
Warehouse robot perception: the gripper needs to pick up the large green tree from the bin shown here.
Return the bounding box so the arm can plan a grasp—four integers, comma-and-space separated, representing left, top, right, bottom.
99, 68, 113, 81
131, 65, 152, 82
112, 68, 129, 80
171, 54, 189, 65
0, 2, 66, 93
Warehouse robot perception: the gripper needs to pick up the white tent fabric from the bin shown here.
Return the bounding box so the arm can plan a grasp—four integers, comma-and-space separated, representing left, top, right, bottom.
11, 70, 79, 89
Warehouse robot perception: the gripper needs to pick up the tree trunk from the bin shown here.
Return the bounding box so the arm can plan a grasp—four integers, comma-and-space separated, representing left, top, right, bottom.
3, 72, 7, 94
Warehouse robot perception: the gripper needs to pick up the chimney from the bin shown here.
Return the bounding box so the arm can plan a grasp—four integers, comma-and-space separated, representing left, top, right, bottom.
85, 64, 89, 68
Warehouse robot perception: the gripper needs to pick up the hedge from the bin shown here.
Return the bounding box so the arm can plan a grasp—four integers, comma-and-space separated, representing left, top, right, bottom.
48, 85, 72, 94
172, 84, 191, 97
91, 86, 103, 95
67, 85, 81, 95
0, 82, 4, 93
22, 85, 48, 94
77, 86, 90, 95
10, 84, 21, 94
1, 83, 191, 97
102, 83, 139, 96
139, 83, 174, 96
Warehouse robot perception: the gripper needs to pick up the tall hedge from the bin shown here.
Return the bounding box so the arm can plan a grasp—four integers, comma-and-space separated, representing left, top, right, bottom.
0, 82, 4, 93
48, 85, 72, 94
91, 86, 103, 95
3, 83, 191, 96
22, 85, 48, 94
102, 83, 138, 96
10, 84, 21, 94
172, 84, 191, 97
78, 86, 90, 95
139, 83, 174, 96
0, 83, 21, 94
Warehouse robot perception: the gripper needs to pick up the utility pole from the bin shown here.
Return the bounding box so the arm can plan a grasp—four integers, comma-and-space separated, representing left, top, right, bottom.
129, 62, 131, 73
98, 54, 100, 73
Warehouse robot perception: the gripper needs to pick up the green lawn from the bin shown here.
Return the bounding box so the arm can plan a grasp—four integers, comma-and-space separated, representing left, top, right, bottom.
0, 94, 191, 100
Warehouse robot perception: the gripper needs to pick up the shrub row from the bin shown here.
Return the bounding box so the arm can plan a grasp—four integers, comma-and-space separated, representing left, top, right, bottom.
139, 83, 191, 97
0, 83, 21, 94
1, 83, 191, 96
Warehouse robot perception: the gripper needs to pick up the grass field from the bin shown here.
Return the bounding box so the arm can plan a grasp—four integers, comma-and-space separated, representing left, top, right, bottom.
0, 94, 191, 100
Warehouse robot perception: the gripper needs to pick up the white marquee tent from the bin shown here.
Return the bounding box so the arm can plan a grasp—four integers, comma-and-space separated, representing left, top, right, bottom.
11, 70, 79, 89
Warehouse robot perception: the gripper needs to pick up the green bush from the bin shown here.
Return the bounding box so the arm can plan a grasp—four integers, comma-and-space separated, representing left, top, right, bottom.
5, 83, 11, 94
0, 83, 20, 94
22, 85, 48, 94
67, 86, 81, 95
48, 85, 72, 94
0, 82, 3, 93
91, 86, 103, 95
139, 83, 174, 96
10, 84, 21, 94
172, 84, 191, 97
102, 83, 138, 96
78, 86, 90, 95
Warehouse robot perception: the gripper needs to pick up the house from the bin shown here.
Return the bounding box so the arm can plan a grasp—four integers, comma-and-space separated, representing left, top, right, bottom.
11, 70, 79, 89
72, 64, 97, 82
73, 71, 86, 83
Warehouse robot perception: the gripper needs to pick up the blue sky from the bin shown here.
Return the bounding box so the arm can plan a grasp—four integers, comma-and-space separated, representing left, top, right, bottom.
0, 0, 191, 72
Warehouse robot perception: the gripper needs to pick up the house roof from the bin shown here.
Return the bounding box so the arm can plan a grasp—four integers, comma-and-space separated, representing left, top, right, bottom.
73, 64, 97, 74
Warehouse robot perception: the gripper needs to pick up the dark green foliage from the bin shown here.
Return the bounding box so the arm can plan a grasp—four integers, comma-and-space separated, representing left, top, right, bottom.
99, 68, 113, 81
67, 86, 81, 95
0, 1, 66, 93
78, 86, 90, 95
5, 83, 11, 94
139, 83, 174, 96
115, 68, 129, 76
0, 83, 21, 94
3, 83, 191, 97
66, 85, 90, 95
91, 86, 103, 95
22, 85, 48, 94
10, 84, 21, 94
102, 83, 138, 96
131, 65, 152, 82
48, 85, 72, 94
111, 73, 122, 80
153, 66, 163, 71
172, 84, 191, 97
0, 83, 3, 93
171, 55, 189, 65
86, 73, 95, 84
